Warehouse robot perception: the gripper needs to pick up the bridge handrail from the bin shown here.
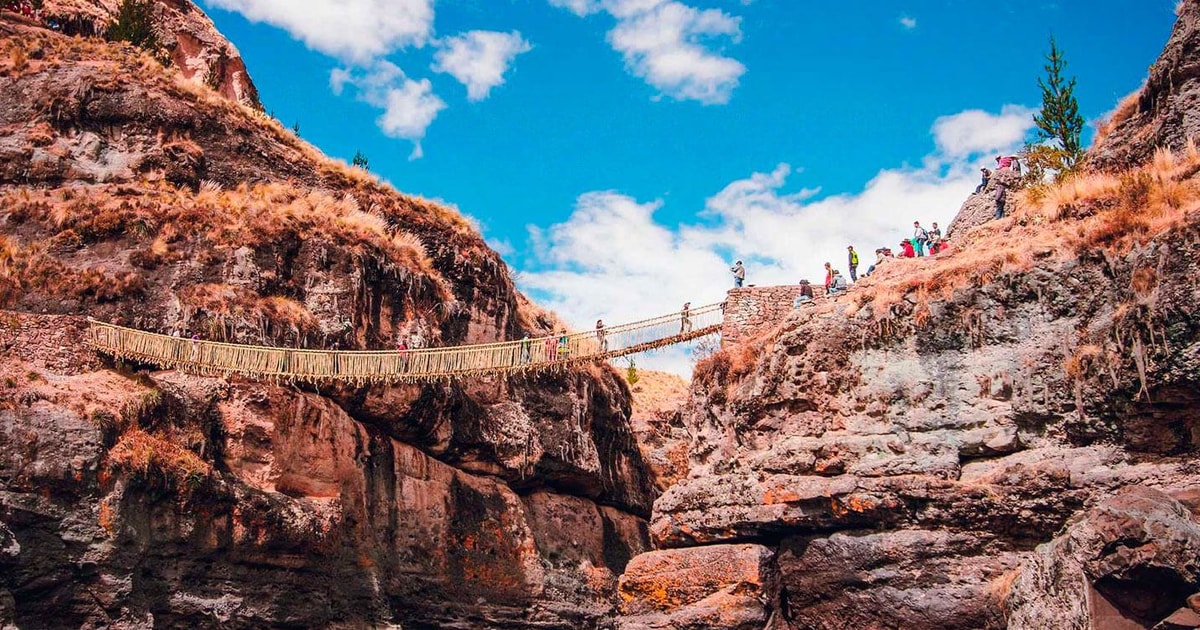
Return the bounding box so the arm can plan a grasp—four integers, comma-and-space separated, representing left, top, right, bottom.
86, 301, 724, 383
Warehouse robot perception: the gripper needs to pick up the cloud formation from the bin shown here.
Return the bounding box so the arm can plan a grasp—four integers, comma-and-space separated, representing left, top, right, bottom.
548, 0, 746, 104
899, 16, 917, 29
204, 0, 434, 62
331, 62, 446, 159
433, 31, 533, 101
519, 106, 1035, 375
932, 105, 1036, 157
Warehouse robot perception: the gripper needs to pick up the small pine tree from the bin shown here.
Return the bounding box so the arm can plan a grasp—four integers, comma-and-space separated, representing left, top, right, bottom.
352, 150, 370, 171
292, 121, 300, 135
1033, 36, 1086, 175
105, 0, 159, 52
625, 357, 639, 385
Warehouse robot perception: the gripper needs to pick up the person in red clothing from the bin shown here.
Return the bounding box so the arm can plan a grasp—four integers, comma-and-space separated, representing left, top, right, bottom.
899, 239, 916, 258
823, 262, 833, 290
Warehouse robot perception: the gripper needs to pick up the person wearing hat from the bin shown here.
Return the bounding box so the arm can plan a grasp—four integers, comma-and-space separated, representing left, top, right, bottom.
847, 245, 860, 282
793, 280, 815, 308
730, 261, 746, 287
976, 168, 991, 193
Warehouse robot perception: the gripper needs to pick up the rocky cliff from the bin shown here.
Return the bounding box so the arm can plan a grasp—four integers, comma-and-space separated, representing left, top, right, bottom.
1089, 0, 1200, 172
38, 0, 261, 107
614, 3, 1200, 628
0, 10, 655, 629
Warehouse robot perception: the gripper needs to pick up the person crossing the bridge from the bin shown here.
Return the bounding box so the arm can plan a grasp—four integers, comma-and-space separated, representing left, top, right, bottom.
557, 330, 570, 360
680, 302, 693, 333
596, 320, 608, 352
521, 335, 532, 364
847, 246, 860, 282
731, 261, 746, 287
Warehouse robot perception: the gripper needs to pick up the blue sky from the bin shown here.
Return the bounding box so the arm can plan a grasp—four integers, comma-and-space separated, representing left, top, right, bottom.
198, 0, 1177, 371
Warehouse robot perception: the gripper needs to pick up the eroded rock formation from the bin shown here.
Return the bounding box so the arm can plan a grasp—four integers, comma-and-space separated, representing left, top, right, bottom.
610, 3, 1200, 626
1088, 0, 1200, 171
0, 11, 654, 628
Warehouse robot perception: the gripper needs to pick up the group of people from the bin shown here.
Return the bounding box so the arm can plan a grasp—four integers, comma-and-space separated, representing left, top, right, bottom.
978, 155, 1023, 220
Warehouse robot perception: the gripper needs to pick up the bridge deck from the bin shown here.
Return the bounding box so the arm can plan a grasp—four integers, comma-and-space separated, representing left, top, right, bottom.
87, 302, 724, 384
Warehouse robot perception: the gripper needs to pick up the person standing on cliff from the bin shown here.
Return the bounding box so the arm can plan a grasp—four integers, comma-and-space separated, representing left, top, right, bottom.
847, 246, 860, 282
731, 261, 746, 287
680, 302, 693, 333
824, 262, 833, 290
995, 183, 1008, 219
913, 221, 930, 257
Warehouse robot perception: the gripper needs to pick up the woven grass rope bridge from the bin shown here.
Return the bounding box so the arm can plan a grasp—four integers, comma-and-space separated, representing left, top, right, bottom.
88, 302, 724, 384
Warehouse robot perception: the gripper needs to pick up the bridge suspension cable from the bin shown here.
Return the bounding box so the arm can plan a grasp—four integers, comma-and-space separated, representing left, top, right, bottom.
87, 302, 724, 384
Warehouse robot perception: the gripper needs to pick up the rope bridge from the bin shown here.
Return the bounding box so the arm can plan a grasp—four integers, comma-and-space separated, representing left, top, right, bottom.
87, 302, 724, 384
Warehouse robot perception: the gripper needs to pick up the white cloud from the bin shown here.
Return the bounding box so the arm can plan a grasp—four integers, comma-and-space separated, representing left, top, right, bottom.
932, 105, 1036, 158
549, 0, 746, 104
203, 0, 434, 62
547, 0, 602, 16
433, 31, 533, 101
518, 106, 1036, 376
331, 62, 446, 159
899, 16, 917, 29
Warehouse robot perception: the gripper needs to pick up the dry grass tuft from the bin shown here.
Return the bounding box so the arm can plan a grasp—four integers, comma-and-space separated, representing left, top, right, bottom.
108, 427, 211, 490
1092, 89, 1142, 149
856, 143, 1200, 323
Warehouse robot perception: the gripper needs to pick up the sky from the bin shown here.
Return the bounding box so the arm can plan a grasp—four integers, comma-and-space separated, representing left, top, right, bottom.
198, 0, 1179, 374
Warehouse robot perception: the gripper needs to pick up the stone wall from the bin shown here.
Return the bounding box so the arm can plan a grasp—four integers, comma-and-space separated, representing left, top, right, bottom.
721, 285, 824, 345
0, 310, 98, 373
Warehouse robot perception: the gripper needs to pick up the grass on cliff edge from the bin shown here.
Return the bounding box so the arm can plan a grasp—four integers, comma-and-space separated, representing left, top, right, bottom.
852, 142, 1200, 322
697, 142, 1200, 384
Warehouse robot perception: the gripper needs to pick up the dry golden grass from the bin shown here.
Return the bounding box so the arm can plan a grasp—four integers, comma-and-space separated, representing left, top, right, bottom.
107, 427, 211, 489
1091, 89, 1142, 149
851, 142, 1200, 323
628, 369, 691, 419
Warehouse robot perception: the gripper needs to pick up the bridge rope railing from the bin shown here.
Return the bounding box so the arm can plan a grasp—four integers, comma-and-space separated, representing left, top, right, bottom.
87, 302, 724, 384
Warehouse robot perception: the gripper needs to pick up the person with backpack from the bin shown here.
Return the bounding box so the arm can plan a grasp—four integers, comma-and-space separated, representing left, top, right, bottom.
847, 246, 860, 282
680, 303, 693, 333
828, 270, 849, 295
913, 221, 930, 257
730, 260, 746, 287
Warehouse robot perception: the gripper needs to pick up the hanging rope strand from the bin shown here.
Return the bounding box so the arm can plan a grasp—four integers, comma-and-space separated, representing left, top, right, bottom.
86, 303, 724, 384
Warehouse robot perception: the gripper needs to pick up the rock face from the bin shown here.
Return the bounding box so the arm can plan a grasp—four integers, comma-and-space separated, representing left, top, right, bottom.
611, 6, 1200, 618
625, 208, 1200, 627
1088, 0, 1200, 171
1007, 487, 1200, 629
39, 0, 261, 107
0, 11, 654, 629
946, 166, 1021, 238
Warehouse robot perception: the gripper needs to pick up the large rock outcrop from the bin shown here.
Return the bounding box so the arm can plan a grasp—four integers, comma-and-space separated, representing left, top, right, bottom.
1006, 487, 1200, 629
0, 12, 655, 629
623, 199, 1200, 627
611, 4, 1200, 623
1088, 0, 1200, 171
38, 0, 261, 107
